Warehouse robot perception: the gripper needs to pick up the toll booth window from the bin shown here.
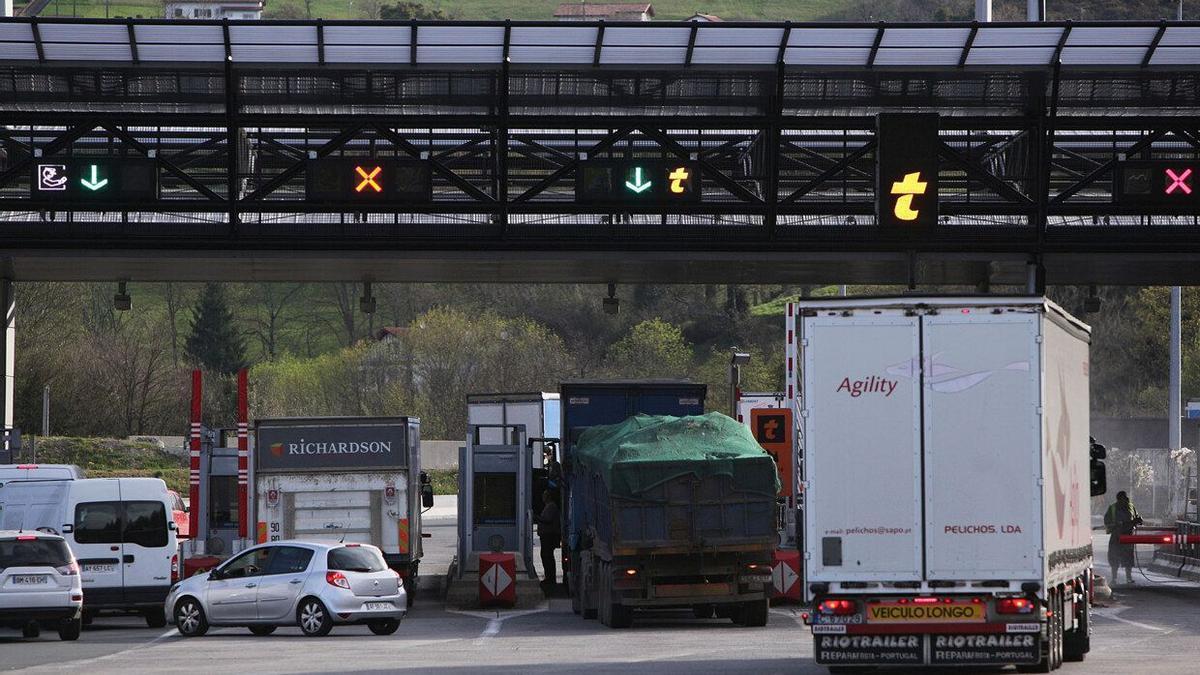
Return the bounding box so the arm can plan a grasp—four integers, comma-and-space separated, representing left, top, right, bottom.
74, 502, 122, 544
209, 475, 239, 529
473, 473, 517, 524
123, 501, 168, 548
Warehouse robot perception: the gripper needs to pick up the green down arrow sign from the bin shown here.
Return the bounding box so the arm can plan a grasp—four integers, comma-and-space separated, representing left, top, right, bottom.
80, 164, 109, 191
624, 166, 652, 194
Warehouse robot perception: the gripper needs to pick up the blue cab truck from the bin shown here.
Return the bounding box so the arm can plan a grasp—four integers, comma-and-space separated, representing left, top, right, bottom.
558, 381, 778, 628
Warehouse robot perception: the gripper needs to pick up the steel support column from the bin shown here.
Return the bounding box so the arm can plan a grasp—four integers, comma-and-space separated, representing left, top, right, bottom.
1, 280, 14, 432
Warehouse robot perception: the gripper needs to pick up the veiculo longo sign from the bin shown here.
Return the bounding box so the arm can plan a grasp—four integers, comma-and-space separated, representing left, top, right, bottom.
255, 420, 410, 472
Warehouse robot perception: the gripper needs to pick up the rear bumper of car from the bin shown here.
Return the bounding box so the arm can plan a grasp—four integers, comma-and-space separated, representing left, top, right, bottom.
0, 606, 81, 622
325, 592, 408, 623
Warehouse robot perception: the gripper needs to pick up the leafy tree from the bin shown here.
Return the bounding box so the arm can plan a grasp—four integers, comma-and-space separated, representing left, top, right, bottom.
185, 283, 247, 375
264, 2, 306, 19
606, 319, 694, 379
379, 1, 450, 19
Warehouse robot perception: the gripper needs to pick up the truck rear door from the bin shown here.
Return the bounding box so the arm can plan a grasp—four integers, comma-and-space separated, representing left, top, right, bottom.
803, 311, 923, 583
921, 311, 1043, 581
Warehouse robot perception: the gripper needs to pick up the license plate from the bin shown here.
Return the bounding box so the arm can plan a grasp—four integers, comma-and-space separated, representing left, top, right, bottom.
364, 602, 393, 611
83, 564, 116, 574
867, 602, 985, 623
13, 575, 48, 585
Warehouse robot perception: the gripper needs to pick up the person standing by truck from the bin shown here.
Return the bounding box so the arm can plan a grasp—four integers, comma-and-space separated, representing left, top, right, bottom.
1104, 490, 1143, 584
536, 489, 561, 593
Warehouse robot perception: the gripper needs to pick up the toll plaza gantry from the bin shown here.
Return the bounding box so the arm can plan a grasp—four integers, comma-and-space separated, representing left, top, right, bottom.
0, 17, 1199, 291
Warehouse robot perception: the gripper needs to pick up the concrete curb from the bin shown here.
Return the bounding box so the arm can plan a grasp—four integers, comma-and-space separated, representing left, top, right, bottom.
1147, 552, 1200, 582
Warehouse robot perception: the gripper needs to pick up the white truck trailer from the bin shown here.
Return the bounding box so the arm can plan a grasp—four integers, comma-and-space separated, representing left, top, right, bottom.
254, 417, 433, 603
791, 297, 1099, 672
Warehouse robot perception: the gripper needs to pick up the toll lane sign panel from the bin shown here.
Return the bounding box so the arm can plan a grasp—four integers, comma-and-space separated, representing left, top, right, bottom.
1116, 161, 1200, 210
575, 160, 701, 204
31, 158, 158, 201
306, 158, 433, 203
876, 113, 939, 232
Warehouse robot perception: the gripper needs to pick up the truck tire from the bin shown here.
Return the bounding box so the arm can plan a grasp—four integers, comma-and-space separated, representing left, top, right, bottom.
1018, 588, 1062, 673
581, 556, 598, 620
599, 561, 632, 629
738, 598, 769, 628
404, 575, 415, 608
1064, 581, 1089, 662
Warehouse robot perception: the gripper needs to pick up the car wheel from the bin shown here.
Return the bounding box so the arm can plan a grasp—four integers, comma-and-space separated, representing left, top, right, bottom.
249, 625, 277, 636
368, 619, 400, 636
22, 622, 40, 639
58, 617, 81, 641
143, 608, 167, 628
297, 597, 333, 637
173, 597, 209, 637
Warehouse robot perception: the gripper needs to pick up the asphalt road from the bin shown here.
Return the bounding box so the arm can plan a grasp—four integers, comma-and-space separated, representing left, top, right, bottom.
5, 522, 1197, 674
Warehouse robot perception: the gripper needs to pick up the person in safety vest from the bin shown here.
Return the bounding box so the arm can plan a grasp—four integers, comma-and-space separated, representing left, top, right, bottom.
1104, 491, 1143, 584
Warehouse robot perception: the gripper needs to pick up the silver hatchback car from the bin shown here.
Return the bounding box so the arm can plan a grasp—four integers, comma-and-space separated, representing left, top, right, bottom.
166, 540, 406, 637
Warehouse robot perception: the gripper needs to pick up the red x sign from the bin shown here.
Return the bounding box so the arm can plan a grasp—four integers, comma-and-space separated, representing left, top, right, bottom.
1165, 168, 1193, 195
355, 165, 383, 193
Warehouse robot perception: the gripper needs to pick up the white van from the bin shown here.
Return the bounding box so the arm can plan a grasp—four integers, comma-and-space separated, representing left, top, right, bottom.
0, 465, 84, 486
0, 478, 179, 626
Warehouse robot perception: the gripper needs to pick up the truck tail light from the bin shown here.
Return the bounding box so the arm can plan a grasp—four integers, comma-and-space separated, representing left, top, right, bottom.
996, 597, 1036, 614
623, 568, 638, 577
817, 599, 857, 615
170, 554, 179, 584
912, 597, 940, 604
56, 562, 79, 576
326, 571, 351, 589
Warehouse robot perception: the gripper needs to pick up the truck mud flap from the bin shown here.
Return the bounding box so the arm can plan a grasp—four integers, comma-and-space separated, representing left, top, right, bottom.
929, 634, 1040, 666
814, 634, 923, 666
814, 634, 1041, 667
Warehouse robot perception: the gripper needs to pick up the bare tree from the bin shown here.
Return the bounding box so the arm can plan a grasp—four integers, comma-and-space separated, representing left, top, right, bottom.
244, 283, 305, 359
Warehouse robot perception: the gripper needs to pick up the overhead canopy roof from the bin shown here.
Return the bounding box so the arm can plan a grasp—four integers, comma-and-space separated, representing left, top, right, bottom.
0, 19, 1198, 68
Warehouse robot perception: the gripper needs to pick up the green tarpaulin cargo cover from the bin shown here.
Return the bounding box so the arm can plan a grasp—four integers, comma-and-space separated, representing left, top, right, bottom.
573, 413, 781, 500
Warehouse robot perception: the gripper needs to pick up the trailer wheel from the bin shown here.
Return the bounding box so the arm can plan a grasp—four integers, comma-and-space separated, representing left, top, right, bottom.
1064, 580, 1090, 662
1018, 588, 1062, 673
738, 598, 769, 628
580, 555, 597, 620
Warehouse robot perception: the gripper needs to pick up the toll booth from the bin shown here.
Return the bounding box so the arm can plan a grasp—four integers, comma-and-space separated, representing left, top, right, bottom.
456, 423, 535, 579
185, 428, 249, 558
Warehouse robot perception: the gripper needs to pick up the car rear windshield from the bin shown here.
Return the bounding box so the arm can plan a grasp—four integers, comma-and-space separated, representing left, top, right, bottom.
327, 546, 386, 573
0, 538, 71, 570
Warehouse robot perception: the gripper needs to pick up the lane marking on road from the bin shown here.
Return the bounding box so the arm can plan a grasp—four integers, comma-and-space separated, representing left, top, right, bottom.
17, 627, 182, 672
447, 603, 549, 643
1092, 606, 1168, 633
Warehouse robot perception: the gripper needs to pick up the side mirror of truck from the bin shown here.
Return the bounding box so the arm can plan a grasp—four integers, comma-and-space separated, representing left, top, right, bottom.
1090, 439, 1106, 460
1090, 458, 1107, 497
421, 483, 435, 509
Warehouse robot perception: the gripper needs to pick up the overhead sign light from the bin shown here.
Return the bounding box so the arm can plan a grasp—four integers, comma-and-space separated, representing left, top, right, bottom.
576, 160, 701, 205
30, 158, 158, 201
876, 113, 939, 231
1116, 161, 1200, 210
306, 158, 432, 203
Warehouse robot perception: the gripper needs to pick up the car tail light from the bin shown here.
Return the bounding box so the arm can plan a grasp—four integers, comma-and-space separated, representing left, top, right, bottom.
996, 597, 1036, 614
16, 535, 37, 541
817, 599, 857, 615
56, 562, 79, 576
344, 543, 361, 548
71, 594, 82, 602
17, 464, 38, 469
170, 554, 179, 584
326, 571, 351, 589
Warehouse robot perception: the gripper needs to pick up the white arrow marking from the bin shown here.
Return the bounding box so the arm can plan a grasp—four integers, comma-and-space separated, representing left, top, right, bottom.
625, 166, 652, 194
80, 164, 109, 191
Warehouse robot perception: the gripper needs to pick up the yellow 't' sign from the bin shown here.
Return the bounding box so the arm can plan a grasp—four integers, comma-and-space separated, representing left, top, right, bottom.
669, 167, 690, 194
890, 172, 928, 222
